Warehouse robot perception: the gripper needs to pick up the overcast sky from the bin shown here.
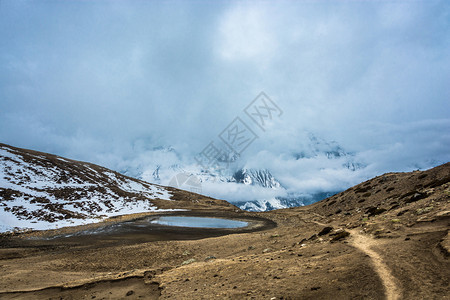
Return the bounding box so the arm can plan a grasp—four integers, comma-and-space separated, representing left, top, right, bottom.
1, 0, 449, 196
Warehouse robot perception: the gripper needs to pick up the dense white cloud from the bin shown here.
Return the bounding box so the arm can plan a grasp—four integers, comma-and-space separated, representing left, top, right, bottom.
0, 0, 449, 201
216, 3, 277, 63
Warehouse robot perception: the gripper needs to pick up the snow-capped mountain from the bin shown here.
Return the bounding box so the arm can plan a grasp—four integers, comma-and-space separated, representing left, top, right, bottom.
231, 169, 281, 189
293, 133, 365, 170
128, 133, 365, 212
234, 191, 340, 212
0, 143, 174, 232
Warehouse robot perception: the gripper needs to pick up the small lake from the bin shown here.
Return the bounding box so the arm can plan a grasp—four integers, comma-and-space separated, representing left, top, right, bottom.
151, 216, 248, 228
28, 214, 267, 243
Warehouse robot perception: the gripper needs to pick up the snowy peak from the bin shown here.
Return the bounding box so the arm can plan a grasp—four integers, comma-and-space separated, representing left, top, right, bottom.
0, 143, 172, 232
293, 133, 365, 171
232, 169, 281, 189
294, 133, 350, 159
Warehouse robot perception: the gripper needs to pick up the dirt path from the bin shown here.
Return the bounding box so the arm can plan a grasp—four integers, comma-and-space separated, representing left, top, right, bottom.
307, 217, 401, 300
349, 230, 401, 300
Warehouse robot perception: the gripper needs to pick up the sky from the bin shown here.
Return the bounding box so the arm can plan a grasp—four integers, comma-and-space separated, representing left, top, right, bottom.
1, 0, 449, 201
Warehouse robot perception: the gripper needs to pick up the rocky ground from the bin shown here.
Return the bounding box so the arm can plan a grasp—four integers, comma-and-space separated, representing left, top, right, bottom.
0, 163, 449, 299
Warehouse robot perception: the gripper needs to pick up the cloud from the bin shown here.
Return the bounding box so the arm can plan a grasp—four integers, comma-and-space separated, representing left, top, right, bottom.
215, 3, 276, 63
0, 0, 449, 201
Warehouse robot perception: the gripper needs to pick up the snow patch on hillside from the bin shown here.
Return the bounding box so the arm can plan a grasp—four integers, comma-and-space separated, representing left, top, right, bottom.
0, 145, 173, 232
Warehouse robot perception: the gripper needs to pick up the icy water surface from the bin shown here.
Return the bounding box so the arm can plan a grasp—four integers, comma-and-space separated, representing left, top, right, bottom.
151, 216, 248, 228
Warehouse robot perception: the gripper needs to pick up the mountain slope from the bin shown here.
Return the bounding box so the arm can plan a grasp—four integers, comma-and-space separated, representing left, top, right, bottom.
305, 162, 450, 227
0, 143, 235, 232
